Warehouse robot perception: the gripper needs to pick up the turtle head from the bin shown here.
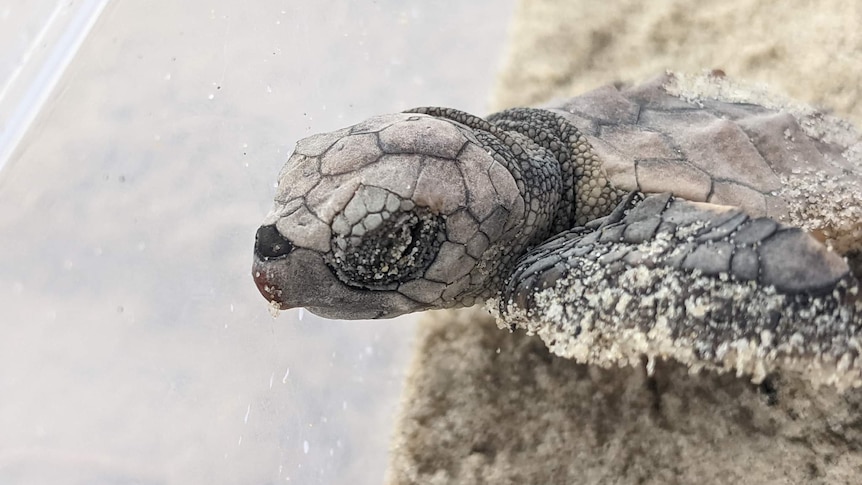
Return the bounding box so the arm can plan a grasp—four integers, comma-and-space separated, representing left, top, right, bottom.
253, 112, 527, 319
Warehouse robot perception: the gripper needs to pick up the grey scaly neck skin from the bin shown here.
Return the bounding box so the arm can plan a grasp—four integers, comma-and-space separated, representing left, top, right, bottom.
400, 107, 563, 299
403, 107, 625, 299
486, 107, 625, 230
406, 107, 562, 240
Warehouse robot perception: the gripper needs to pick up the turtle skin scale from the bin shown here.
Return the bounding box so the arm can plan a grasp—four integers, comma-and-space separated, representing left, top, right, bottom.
252, 73, 862, 389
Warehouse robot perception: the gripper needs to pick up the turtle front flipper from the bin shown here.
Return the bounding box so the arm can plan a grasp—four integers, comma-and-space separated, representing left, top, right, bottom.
496, 193, 862, 390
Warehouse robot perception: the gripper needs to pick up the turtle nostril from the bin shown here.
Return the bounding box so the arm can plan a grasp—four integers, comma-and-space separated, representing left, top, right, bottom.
255, 225, 294, 260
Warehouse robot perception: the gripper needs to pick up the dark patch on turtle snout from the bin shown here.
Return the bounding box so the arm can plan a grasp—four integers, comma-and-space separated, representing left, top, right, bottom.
255, 224, 295, 260
251, 262, 285, 307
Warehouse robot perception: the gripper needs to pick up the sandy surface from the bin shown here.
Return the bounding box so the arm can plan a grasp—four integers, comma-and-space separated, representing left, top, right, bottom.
387, 1, 862, 483
493, 0, 862, 125
389, 310, 862, 484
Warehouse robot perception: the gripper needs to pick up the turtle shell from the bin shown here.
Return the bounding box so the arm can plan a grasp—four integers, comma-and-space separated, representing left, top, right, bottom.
546, 72, 862, 262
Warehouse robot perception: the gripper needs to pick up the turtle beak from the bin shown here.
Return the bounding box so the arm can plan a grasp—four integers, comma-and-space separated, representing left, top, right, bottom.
251, 224, 421, 319
252, 258, 293, 309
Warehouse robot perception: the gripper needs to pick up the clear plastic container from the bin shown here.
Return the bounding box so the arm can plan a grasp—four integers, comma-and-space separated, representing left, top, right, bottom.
0, 1, 108, 168
0, 1, 513, 483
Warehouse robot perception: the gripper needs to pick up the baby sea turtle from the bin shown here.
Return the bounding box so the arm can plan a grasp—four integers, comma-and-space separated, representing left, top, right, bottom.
252, 72, 862, 389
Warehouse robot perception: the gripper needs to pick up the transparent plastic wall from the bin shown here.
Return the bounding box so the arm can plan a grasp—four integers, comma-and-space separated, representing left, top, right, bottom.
0, 1, 513, 483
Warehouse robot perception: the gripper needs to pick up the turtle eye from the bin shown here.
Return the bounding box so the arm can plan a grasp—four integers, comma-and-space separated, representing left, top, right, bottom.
326, 187, 445, 290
